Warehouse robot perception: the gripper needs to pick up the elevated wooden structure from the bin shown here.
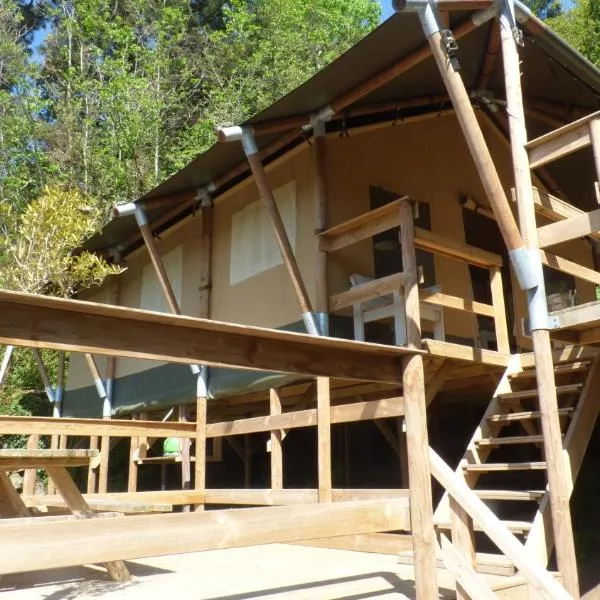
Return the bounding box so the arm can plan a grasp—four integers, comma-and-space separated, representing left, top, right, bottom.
4, 1, 600, 598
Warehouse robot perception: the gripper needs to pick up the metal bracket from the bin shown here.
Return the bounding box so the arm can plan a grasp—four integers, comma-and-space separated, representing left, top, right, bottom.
547, 315, 560, 329
440, 28, 460, 71
496, 0, 524, 46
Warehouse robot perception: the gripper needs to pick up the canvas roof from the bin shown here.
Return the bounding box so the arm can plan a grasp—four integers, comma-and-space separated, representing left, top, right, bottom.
87, 2, 600, 255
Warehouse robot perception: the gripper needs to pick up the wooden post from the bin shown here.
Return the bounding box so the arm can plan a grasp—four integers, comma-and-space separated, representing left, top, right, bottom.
0, 345, 14, 388
22, 434, 39, 496
270, 388, 283, 490
489, 267, 511, 354
195, 390, 207, 511
314, 121, 329, 335
425, 31, 524, 256
179, 406, 191, 512
127, 414, 139, 493
317, 377, 332, 502
199, 198, 213, 321
589, 118, 600, 199
87, 436, 98, 494
499, 13, 579, 597
398, 199, 438, 599
244, 435, 252, 488
450, 496, 476, 600
217, 127, 319, 335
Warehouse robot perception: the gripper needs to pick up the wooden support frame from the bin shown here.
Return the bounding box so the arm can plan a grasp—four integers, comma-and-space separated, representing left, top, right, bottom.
398, 199, 438, 599
269, 388, 283, 490
317, 377, 332, 502
0, 290, 418, 384
537, 207, 600, 248
499, 12, 579, 596
0, 499, 410, 575
430, 449, 570, 600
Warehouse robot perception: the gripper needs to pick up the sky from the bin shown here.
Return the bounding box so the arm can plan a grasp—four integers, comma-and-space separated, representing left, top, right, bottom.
380, 0, 396, 20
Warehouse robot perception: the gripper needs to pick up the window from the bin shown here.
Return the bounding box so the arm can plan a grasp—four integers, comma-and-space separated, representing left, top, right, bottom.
230, 181, 297, 285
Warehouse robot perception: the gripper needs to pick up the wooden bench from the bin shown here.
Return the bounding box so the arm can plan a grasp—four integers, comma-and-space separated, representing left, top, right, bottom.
0, 449, 130, 582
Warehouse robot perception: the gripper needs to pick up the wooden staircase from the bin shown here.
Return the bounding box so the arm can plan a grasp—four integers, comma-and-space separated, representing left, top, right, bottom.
429, 348, 600, 577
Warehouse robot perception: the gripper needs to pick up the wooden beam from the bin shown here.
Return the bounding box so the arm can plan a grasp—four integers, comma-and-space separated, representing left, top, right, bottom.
500, 14, 579, 594
490, 266, 511, 354
269, 388, 284, 491
195, 391, 207, 511
440, 534, 497, 600
329, 270, 411, 312
549, 300, 600, 330
320, 196, 408, 252
0, 290, 414, 384
399, 199, 438, 599
526, 110, 599, 169
0, 472, 30, 518
541, 250, 600, 286
291, 532, 413, 554
317, 377, 332, 502
429, 449, 570, 600
47, 465, 130, 581
449, 498, 477, 600
0, 415, 196, 439
245, 150, 318, 334
0, 499, 410, 574
414, 228, 502, 268
537, 207, 600, 248
314, 125, 329, 333
427, 30, 524, 255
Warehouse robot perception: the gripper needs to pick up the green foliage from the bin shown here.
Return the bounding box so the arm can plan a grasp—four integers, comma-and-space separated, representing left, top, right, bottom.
548, 0, 600, 68
0, 186, 122, 296
522, 0, 562, 19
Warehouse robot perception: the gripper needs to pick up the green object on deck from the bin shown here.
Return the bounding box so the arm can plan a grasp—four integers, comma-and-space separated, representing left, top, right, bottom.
163, 437, 181, 456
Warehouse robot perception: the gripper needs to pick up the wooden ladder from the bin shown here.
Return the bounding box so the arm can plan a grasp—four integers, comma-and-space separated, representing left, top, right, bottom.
427, 348, 600, 576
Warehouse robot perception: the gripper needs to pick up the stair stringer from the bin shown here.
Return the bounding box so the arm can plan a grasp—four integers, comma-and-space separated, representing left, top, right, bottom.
433, 355, 521, 525
525, 351, 600, 566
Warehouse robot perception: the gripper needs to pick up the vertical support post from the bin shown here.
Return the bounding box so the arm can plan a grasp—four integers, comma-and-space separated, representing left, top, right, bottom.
217, 126, 320, 336
450, 496, 476, 600
87, 435, 98, 494
199, 196, 213, 321
0, 345, 14, 388
48, 350, 65, 495
589, 118, 600, 201
499, 11, 579, 597
100, 277, 120, 494
127, 414, 139, 493
194, 376, 207, 511
23, 434, 39, 496
244, 435, 252, 488
270, 388, 283, 490
317, 376, 332, 502
179, 405, 191, 512
313, 120, 329, 335
490, 267, 511, 354
399, 198, 438, 600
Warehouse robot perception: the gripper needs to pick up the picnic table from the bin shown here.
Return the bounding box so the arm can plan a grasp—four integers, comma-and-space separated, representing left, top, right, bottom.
0, 449, 130, 581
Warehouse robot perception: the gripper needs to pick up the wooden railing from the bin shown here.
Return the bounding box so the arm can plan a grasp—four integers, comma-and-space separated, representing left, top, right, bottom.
320, 198, 510, 353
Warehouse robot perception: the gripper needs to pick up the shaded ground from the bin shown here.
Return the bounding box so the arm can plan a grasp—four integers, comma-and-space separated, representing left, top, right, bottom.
0, 544, 489, 600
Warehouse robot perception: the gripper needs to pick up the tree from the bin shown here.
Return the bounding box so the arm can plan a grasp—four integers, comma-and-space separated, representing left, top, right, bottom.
523, 0, 562, 19
0, 186, 121, 297
548, 0, 600, 68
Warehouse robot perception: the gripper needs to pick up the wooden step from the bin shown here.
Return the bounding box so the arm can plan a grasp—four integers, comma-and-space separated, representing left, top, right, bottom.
477, 435, 546, 446
137, 455, 195, 465
496, 383, 582, 402
512, 362, 590, 379
488, 408, 574, 423
474, 489, 545, 501
463, 461, 547, 472
435, 519, 532, 535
